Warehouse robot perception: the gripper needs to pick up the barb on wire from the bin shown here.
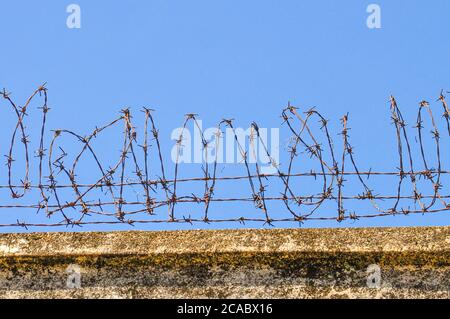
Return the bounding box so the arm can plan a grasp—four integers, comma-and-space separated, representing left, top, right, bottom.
1, 85, 449, 228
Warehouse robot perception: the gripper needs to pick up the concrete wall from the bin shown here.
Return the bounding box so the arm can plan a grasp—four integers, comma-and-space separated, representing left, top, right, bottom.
0, 226, 448, 299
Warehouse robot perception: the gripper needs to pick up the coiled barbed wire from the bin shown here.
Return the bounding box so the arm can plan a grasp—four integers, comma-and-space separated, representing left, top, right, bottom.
0, 85, 449, 229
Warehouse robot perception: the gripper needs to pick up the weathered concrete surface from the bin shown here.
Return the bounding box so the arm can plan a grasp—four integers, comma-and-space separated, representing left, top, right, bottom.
0, 227, 448, 299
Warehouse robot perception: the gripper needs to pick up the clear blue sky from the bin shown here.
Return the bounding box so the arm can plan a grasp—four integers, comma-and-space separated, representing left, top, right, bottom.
0, 0, 449, 232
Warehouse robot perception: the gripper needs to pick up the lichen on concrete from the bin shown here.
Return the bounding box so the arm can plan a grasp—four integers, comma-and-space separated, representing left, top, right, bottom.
0, 226, 448, 298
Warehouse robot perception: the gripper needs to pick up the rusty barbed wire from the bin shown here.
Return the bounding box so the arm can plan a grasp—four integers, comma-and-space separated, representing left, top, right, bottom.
0, 85, 449, 229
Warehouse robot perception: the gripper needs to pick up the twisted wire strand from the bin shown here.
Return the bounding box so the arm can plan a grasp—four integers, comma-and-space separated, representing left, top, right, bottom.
1, 85, 449, 228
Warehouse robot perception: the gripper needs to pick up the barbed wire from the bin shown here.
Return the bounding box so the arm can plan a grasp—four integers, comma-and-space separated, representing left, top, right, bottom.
1, 84, 449, 229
